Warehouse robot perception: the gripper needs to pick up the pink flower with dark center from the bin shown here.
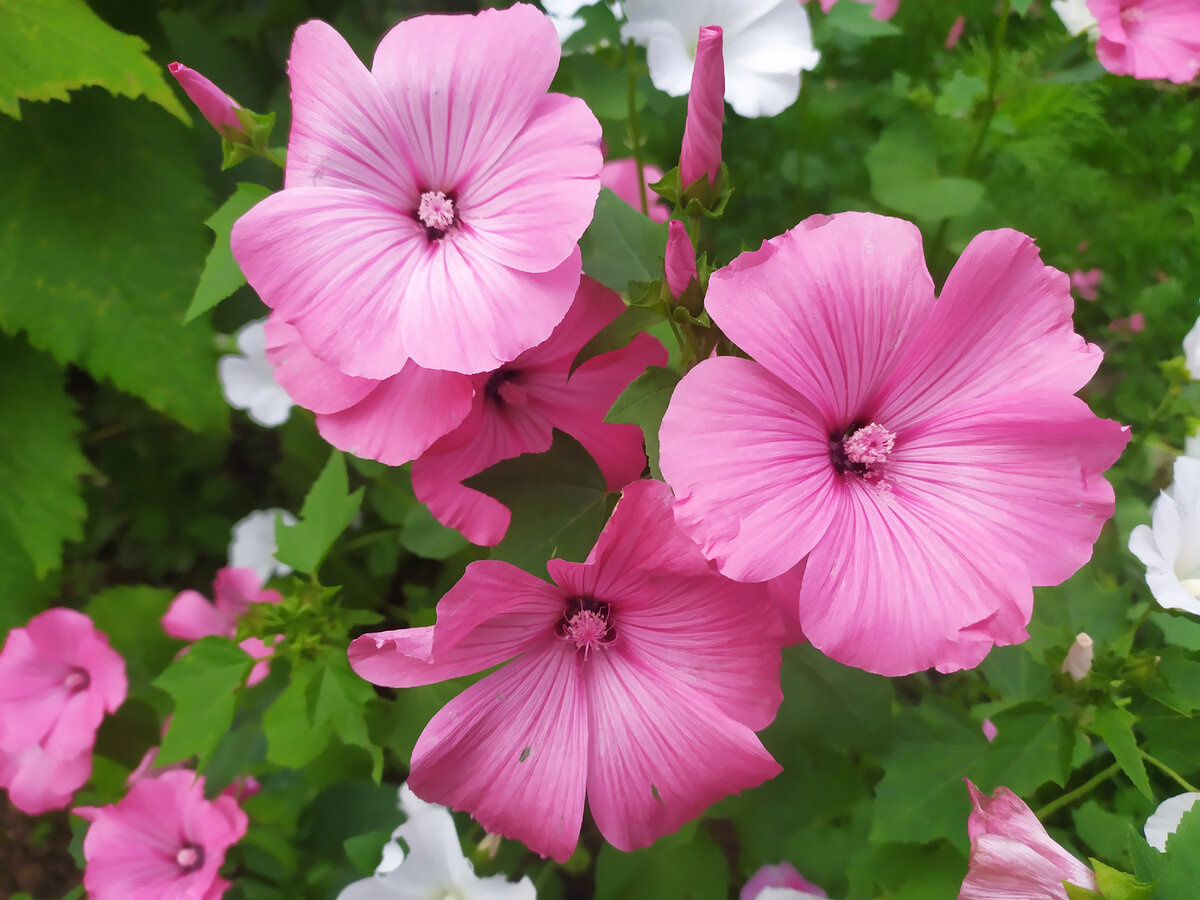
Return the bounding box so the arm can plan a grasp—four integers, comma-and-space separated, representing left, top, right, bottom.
168, 62, 243, 136
960, 780, 1097, 899
349, 479, 784, 861
600, 159, 670, 222
232, 5, 602, 379
162, 567, 283, 686
1088, 0, 1200, 83
659, 212, 1129, 676
76, 769, 247, 900
679, 26, 724, 191
0, 609, 126, 815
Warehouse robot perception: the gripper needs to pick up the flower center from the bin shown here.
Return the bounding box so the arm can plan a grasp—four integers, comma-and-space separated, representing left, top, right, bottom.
484, 369, 528, 407
831, 421, 896, 481
63, 667, 90, 693
556, 597, 616, 657
176, 842, 205, 873
416, 190, 457, 240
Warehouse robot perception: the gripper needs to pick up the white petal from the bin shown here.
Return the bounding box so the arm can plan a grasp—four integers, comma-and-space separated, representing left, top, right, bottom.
228, 508, 297, 582
1145, 792, 1200, 851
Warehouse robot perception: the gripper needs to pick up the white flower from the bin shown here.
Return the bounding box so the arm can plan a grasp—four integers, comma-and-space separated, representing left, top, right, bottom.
1145, 792, 1200, 851
1186, 429, 1200, 462
1184, 311, 1200, 379
229, 508, 297, 583
1051, 0, 1098, 37
218, 319, 294, 427
1060, 632, 1094, 681
620, 0, 820, 118
337, 785, 535, 900
1130, 456, 1200, 616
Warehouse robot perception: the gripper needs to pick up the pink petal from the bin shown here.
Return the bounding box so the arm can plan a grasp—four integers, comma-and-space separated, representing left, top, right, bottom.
741, 862, 828, 900
679, 25, 724, 190
1090, 0, 1200, 83
664, 220, 697, 299
411, 463, 514, 547
583, 649, 781, 853
600, 159, 670, 222
407, 641, 590, 863
263, 316, 377, 414
0, 744, 91, 815
162, 590, 232, 641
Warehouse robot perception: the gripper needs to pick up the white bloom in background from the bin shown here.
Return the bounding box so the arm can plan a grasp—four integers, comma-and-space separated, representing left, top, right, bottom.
229, 508, 297, 583
1129, 456, 1200, 616
219, 319, 294, 427
1145, 792, 1200, 851
1051, 0, 1098, 37
338, 785, 535, 900
1185, 429, 1200, 462
1184, 312, 1200, 379
621, 0, 820, 118
1060, 632, 1094, 681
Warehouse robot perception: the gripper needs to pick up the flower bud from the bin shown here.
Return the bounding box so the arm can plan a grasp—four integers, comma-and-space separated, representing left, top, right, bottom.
168, 62, 243, 137
679, 26, 724, 191
1061, 632, 1093, 681
665, 220, 697, 299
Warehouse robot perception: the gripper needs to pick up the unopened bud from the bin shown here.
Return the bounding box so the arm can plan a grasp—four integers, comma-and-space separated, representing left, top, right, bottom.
169, 63, 242, 138
1061, 632, 1094, 682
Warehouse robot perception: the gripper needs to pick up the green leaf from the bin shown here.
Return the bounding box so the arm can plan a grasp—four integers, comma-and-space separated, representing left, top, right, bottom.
1064, 884, 1103, 900
571, 304, 661, 373
979, 644, 1054, 702
595, 825, 727, 900
0, 335, 88, 576
865, 122, 984, 222
1091, 706, 1152, 799
0, 0, 187, 121
824, 0, 902, 37
464, 430, 610, 577
780, 644, 894, 754
0, 535, 55, 634
185, 182, 272, 322
1126, 824, 1163, 884
1010, 0, 1036, 14
976, 703, 1073, 794
86, 584, 178, 703
1157, 802, 1200, 898
276, 450, 364, 575
1074, 800, 1135, 866
604, 366, 680, 481
1151, 612, 1200, 651
580, 188, 669, 291
400, 501, 468, 560
0, 90, 226, 432
1090, 859, 1154, 900
1146, 647, 1200, 715
935, 72, 987, 118
153, 636, 253, 767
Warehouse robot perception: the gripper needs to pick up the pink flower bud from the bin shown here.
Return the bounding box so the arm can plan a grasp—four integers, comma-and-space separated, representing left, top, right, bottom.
665, 220, 697, 299
982, 718, 998, 742
945, 15, 966, 49
1070, 267, 1102, 300
1061, 632, 1093, 681
679, 26, 724, 191
168, 62, 243, 136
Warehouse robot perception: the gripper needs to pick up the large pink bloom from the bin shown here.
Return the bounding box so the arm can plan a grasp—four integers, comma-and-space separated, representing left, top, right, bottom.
349, 479, 783, 861
232, 5, 602, 378
659, 212, 1128, 676
960, 781, 1097, 899
76, 769, 248, 900
0, 608, 126, 814
1088, 0, 1200, 83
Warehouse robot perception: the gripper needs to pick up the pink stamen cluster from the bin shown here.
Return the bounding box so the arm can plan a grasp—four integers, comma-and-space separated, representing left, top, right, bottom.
417, 190, 456, 233
843, 422, 896, 468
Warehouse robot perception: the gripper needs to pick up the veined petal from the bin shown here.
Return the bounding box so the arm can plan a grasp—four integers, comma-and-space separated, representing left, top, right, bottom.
407, 642, 589, 863
263, 317, 376, 415
1, 745, 91, 815
162, 590, 231, 642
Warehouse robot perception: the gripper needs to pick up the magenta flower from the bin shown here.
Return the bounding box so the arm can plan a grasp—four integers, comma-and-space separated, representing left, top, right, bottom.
1070, 267, 1102, 300
232, 5, 602, 379
162, 567, 283, 686
600, 158, 670, 222
665, 220, 698, 299
0, 609, 126, 815
1089, 0, 1200, 84
679, 25, 724, 191
349, 479, 783, 861
960, 781, 1097, 899
741, 861, 828, 900
76, 769, 247, 900
168, 62, 242, 136
659, 212, 1128, 675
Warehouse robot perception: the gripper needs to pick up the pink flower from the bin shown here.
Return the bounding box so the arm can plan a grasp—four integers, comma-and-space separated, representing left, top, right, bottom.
1070, 267, 1102, 300
600, 158, 670, 222
665, 220, 698, 299
679, 26, 724, 191
232, 5, 602, 379
741, 861, 828, 900
162, 567, 282, 686
814, 0, 900, 21
0, 609, 126, 815
982, 719, 998, 742
659, 212, 1129, 676
168, 62, 242, 136
1108, 312, 1146, 333
76, 769, 248, 900
349, 479, 784, 861
960, 780, 1097, 899
1088, 0, 1200, 83
946, 15, 966, 49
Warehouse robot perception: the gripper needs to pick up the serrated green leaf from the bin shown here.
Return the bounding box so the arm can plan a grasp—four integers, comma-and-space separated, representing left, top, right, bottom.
1157, 802, 1200, 897
580, 188, 669, 291
866, 122, 984, 222
1091, 706, 1152, 799
0, 335, 88, 576
153, 636, 253, 767
1126, 824, 1163, 884
1090, 859, 1153, 900
595, 826, 727, 900
604, 366, 680, 480
310, 652, 382, 780
1151, 612, 1200, 651
976, 703, 1073, 794
0, 0, 187, 121
0, 535, 55, 633
186, 182, 272, 322
262, 660, 319, 769
276, 450, 364, 575
464, 430, 609, 577
0, 91, 226, 432
571, 304, 661, 374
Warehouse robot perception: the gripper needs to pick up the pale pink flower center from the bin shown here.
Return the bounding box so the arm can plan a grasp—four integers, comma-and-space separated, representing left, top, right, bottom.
176, 842, 205, 873
484, 370, 529, 407
417, 190, 457, 237
556, 598, 615, 657
831, 421, 897, 481
63, 667, 90, 693
1121, 6, 1144, 25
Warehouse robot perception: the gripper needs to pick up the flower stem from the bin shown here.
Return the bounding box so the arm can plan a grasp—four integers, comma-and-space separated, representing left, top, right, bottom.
626, 40, 649, 216
1140, 750, 1200, 793
1035, 761, 1122, 819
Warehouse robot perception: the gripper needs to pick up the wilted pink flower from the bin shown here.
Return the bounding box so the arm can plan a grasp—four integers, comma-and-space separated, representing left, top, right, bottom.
946, 15, 966, 49
814, 0, 900, 21
76, 769, 247, 900
232, 5, 602, 379
960, 780, 1097, 899
600, 159, 670, 222
163, 567, 282, 686
659, 212, 1128, 676
0, 609, 126, 815
665, 220, 698, 299
741, 861, 828, 900
349, 479, 784, 861
1089, 0, 1200, 83
680, 26, 724, 191
1070, 267, 1102, 300
168, 62, 242, 136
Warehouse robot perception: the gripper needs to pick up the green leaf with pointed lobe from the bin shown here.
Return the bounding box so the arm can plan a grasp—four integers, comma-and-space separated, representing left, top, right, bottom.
186, 182, 272, 322
275, 450, 364, 575
153, 636, 253, 767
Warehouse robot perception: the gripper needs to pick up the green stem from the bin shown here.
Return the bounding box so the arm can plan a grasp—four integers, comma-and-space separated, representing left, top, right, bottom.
1140, 750, 1200, 793
626, 40, 649, 216
265, 146, 287, 169
1035, 761, 1122, 819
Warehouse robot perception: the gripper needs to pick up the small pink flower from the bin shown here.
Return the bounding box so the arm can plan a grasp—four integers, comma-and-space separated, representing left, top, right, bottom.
349, 479, 784, 861
0, 609, 126, 814
679, 26, 724, 191
168, 62, 243, 136
76, 769, 248, 900
1108, 312, 1146, 333
232, 6, 602, 379
946, 15, 966, 49
1088, 0, 1200, 83
1070, 267, 1102, 300
741, 861, 828, 900
163, 567, 282, 686
960, 780, 1097, 899
600, 159, 670, 222
665, 220, 698, 299
815, 0, 900, 21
